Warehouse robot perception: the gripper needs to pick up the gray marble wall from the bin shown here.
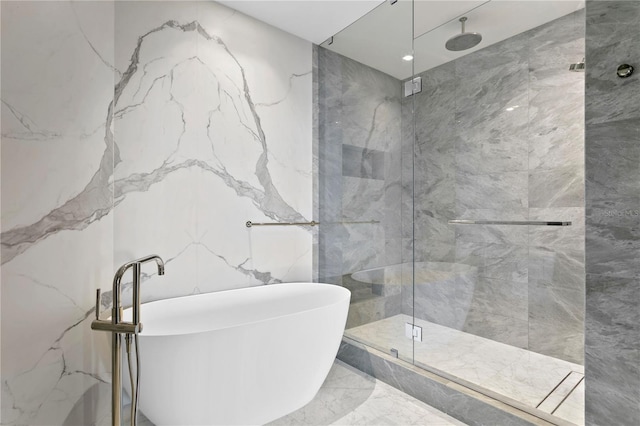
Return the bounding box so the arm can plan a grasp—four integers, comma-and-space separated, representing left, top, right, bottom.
405, 10, 585, 364
584, 1, 640, 424
316, 47, 405, 327
1, 2, 312, 424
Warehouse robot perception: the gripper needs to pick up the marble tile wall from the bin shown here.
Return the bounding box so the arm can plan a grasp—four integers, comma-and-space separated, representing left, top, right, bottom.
584, 1, 640, 424
1, 1, 312, 424
405, 10, 585, 364
316, 47, 404, 295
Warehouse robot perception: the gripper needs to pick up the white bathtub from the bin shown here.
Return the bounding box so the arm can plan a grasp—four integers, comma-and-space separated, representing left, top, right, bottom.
122, 282, 350, 425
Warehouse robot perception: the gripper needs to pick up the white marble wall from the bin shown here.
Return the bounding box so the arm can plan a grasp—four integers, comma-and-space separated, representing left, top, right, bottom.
1, 1, 312, 424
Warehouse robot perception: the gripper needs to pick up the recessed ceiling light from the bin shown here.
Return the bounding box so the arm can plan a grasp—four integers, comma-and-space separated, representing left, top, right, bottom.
402, 54, 414, 61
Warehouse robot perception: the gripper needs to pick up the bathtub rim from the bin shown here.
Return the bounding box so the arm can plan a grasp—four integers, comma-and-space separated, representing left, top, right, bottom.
122, 282, 351, 338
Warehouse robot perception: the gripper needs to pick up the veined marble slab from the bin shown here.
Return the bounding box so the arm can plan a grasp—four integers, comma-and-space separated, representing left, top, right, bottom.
553, 379, 585, 426
537, 371, 584, 415
1, 1, 313, 424
346, 314, 584, 415
270, 361, 466, 426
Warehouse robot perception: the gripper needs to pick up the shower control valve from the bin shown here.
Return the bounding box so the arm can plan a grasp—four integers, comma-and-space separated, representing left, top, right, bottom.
617, 64, 634, 78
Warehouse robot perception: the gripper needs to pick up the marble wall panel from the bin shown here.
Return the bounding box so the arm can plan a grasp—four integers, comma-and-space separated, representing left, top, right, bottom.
529, 166, 585, 208
111, 1, 313, 301
454, 36, 529, 177
585, 1, 640, 126
455, 171, 529, 213
317, 46, 345, 282
342, 145, 386, 180
462, 309, 529, 349
1, 1, 313, 424
585, 274, 640, 424
467, 277, 528, 322
529, 279, 584, 364
585, 2, 640, 423
1, 2, 116, 424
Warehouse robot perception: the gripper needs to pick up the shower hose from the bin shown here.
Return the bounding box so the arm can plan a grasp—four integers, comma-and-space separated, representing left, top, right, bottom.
125, 333, 141, 426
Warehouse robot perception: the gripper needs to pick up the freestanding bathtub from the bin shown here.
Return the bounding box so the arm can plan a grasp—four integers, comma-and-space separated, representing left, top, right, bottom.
122, 282, 350, 425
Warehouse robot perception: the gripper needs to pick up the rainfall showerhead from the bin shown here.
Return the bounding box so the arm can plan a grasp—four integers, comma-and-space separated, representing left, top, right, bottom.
446, 17, 483, 52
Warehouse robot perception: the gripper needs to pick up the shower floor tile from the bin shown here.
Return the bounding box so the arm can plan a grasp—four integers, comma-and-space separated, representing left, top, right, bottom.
270, 360, 467, 426
553, 379, 585, 425
345, 314, 585, 424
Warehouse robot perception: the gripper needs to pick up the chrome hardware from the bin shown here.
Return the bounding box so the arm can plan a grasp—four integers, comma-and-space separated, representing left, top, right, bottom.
448, 220, 571, 226
246, 220, 380, 227
95, 288, 101, 321
404, 77, 422, 97
569, 58, 585, 72
617, 64, 634, 78
246, 220, 318, 227
91, 255, 165, 426
91, 320, 141, 334
405, 323, 422, 342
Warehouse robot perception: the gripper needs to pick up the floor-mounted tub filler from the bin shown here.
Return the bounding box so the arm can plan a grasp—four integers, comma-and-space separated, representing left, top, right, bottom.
121, 282, 350, 425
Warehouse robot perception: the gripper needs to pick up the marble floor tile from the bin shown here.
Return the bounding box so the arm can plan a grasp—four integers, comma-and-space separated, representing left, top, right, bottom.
270, 361, 466, 426
129, 360, 464, 426
346, 314, 584, 421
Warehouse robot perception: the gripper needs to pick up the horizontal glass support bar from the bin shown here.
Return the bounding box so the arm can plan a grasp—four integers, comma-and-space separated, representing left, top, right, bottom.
448, 220, 572, 226
246, 220, 380, 227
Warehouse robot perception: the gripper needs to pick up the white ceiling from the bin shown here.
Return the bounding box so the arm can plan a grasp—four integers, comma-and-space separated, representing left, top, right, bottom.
326, 0, 585, 79
217, 0, 384, 45
220, 1, 585, 81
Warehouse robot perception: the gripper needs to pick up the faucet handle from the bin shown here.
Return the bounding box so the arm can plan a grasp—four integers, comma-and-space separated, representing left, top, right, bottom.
95, 288, 101, 321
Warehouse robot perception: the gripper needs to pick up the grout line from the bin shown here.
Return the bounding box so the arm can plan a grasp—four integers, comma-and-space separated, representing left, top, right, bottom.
551, 376, 584, 415
536, 371, 572, 409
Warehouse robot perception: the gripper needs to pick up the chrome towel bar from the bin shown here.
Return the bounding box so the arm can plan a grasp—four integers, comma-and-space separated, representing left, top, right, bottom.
448, 220, 571, 226
246, 220, 318, 227
246, 220, 380, 227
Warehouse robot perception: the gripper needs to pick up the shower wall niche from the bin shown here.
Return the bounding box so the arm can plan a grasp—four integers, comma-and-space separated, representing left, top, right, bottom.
406, 9, 585, 364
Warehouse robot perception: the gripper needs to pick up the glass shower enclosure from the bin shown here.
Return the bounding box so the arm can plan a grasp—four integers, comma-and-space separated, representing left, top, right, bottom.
316, 1, 586, 424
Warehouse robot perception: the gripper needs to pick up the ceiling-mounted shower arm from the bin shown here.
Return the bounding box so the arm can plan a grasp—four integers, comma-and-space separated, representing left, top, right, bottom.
459, 16, 467, 34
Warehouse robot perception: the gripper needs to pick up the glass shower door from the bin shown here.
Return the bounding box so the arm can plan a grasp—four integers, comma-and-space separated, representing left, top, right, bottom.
409, 2, 586, 424
316, 0, 416, 366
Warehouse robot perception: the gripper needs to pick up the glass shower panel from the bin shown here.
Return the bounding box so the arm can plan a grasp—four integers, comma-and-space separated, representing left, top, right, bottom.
316, 0, 415, 365
411, 1, 586, 424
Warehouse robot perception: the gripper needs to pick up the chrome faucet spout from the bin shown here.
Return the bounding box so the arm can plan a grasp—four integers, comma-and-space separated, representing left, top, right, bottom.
131, 254, 164, 326
137, 254, 165, 275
